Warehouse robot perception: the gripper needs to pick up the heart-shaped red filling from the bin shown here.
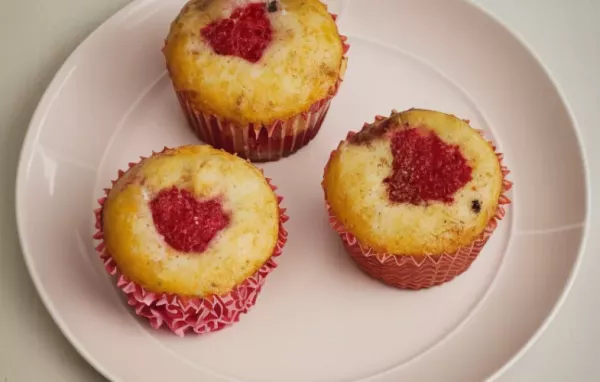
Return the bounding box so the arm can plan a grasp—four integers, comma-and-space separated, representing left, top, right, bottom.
150, 187, 230, 253
384, 127, 472, 204
201, 3, 273, 63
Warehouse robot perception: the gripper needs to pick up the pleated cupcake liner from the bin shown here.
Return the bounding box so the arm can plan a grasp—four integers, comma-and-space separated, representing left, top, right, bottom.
324, 118, 512, 290
94, 147, 289, 336
175, 92, 334, 162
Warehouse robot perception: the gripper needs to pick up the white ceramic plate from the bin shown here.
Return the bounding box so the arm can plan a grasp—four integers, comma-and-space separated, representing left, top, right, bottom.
16, 0, 589, 381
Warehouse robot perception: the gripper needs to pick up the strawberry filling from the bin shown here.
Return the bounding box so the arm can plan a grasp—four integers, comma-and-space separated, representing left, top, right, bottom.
384, 128, 472, 204
150, 187, 230, 253
201, 3, 273, 63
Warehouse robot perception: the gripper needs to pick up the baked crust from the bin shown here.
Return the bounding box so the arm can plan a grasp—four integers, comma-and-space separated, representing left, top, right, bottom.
102, 145, 280, 297
164, 0, 346, 125
323, 109, 503, 256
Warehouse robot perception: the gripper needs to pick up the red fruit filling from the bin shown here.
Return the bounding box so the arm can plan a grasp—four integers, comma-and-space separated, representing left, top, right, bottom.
384, 128, 472, 204
201, 3, 273, 63
150, 186, 230, 253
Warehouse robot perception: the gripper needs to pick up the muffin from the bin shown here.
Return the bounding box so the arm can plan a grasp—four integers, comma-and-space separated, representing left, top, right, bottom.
323, 109, 511, 290
94, 145, 288, 336
163, 0, 349, 162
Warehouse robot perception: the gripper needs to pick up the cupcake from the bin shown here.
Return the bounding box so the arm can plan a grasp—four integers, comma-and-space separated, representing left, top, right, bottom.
163, 0, 349, 162
323, 109, 511, 290
94, 145, 288, 336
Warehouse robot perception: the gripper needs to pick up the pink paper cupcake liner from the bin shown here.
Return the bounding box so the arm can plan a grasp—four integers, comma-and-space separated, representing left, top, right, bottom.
93, 148, 289, 336
175, 92, 334, 162
324, 122, 512, 290
167, 7, 350, 162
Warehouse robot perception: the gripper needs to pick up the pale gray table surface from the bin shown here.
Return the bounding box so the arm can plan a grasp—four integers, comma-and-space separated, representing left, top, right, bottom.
1, 0, 599, 381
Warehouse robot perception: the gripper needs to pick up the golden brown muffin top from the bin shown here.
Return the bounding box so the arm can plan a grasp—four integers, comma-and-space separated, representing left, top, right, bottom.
323, 109, 503, 256
102, 145, 280, 297
164, 0, 347, 126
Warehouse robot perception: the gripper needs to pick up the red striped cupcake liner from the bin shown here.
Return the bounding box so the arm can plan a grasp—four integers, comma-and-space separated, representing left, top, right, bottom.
324, 123, 512, 290
175, 92, 334, 162
93, 147, 289, 336
167, 5, 350, 162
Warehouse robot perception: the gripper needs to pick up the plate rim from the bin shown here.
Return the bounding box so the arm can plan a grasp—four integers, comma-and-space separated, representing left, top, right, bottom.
14, 0, 591, 381
465, 0, 591, 379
